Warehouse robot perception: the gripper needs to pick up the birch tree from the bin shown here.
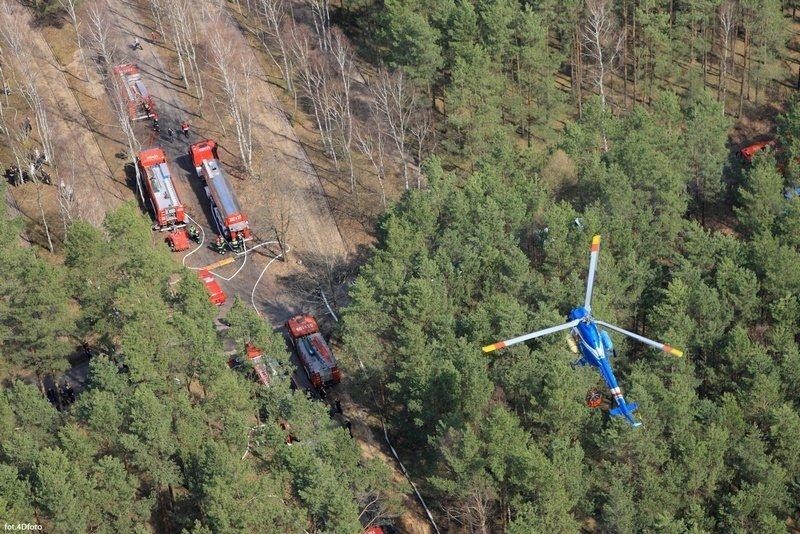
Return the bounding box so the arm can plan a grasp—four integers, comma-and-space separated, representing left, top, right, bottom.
59, 0, 91, 83
717, 2, 736, 114
0, 5, 54, 162
330, 29, 356, 191
307, 0, 332, 52
152, 0, 205, 99
255, 0, 293, 93
110, 84, 144, 204
86, 0, 118, 73
409, 107, 433, 189
355, 122, 388, 206
581, 0, 624, 110
208, 22, 255, 172
0, 7, 56, 250
288, 23, 338, 167
371, 69, 417, 190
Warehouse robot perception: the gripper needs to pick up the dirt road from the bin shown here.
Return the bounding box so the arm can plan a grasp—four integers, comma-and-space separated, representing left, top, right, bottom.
101, 0, 346, 324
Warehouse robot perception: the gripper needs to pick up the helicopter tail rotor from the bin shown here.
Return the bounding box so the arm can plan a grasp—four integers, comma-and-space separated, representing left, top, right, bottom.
584, 235, 601, 311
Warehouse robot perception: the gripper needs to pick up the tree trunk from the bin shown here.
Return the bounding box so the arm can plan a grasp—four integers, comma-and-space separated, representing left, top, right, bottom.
36, 182, 54, 252
632, 7, 637, 104
648, 45, 655, 104
738, 28, 749, 118
623, 4, 628, 108
575, 31, 584, 116
702, 27, 707, 87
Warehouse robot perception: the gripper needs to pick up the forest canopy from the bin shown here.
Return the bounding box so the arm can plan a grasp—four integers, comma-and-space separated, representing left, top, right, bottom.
339, 94, 800, 531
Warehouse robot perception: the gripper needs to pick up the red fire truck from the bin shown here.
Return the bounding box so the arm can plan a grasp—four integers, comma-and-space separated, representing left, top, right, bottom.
285, 314, 340, 390
188, 139, 252, 243
137, 148, 186, 233
111, 64, 158, 121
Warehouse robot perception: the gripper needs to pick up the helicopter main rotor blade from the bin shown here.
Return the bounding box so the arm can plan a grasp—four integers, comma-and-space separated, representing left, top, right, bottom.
584, 235, 601, 311
595, 320, 684, 357
483, 319, 582, 353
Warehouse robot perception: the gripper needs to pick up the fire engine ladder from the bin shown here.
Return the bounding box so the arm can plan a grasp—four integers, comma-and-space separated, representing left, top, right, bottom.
309, 336, 330, 363
152, 163, 179, 208
134, 80, 149, 99
300, 337, 322, 367
130, 78, 152, 120
249, 353, 271, 386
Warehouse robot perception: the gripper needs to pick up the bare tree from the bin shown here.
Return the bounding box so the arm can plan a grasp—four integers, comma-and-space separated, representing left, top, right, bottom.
287, 22, 338, 167
356, 485, 400, 531
581, 0, 624, 110
282, 251, 354, 319
0, 5, 57, 250
409, 107, 434, 189
152, 0, 205, 100
255, 0, 293, 93
56, 161, 78, 236
440, 482, 496, 534
59, 0, 92, 83
717, 2, 736, 115
0, 4, 54, 161
108, 75, 144, 203
86, 0, 118, 73
371, 68, 417, 190
148, 0, 167, 40
307, 0, 332, 52
20, 86, 54, 170
208, 20, 256, 171
330, 29, 356, 191
355, 122, 387, 206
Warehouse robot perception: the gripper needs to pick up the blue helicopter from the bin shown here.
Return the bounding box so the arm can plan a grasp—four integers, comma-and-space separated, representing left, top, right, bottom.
482, 235, 683, 428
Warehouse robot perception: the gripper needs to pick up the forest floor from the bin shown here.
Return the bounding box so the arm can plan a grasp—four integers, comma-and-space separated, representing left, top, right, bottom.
3, 3, 127, 238
227, 3, 403, 256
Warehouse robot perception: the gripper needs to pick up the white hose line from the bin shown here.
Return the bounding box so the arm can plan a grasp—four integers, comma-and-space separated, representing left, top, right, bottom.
212, 240, 247, 281
182, 213, 206, 268
181, 213, 254, 282
251, 245, 291, 316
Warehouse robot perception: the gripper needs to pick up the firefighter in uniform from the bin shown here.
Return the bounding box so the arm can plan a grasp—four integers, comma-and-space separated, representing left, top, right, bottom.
187, 225, 199, 242
236, 234, 245, 252
212, 235, 226, 254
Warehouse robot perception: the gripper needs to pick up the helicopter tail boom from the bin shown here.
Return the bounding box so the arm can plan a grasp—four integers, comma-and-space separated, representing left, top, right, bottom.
584, 235, 601, 311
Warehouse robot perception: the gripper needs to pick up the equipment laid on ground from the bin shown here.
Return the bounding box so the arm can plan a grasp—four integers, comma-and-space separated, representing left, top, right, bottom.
739, 139, 777, 162
285, 314, 340, 390
232, 343, 284, 387
188, 139, 252, 246
112, 64, 158, 121
483, 235, 684, 428
198, 269, 226, 306
137, 147, 186, 232
166, 228, 190, 252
